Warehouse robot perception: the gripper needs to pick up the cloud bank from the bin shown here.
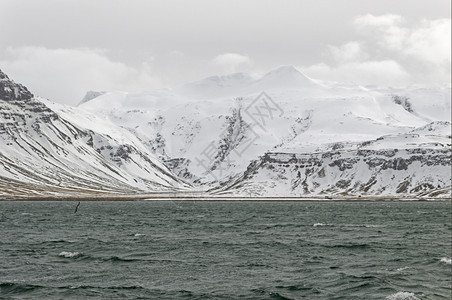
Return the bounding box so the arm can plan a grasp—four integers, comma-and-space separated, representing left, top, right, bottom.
212, 53, 252, 74
0, 14, 449, 104
303, 14, 451, 86
0, 47, 163, 104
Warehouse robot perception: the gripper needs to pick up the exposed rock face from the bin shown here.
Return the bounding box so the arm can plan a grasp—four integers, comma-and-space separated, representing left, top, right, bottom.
78, 91, 106, 106
391, 95, 413, 113
0, 71, 187, 199
219, 148, 452, 197
0, 69, 33, 101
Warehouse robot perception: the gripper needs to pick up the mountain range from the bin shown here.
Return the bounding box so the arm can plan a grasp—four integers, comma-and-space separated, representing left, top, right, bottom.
1, 66, 450, 199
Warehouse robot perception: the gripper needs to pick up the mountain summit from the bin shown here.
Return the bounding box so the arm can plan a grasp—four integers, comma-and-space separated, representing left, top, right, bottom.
252, 65, 316, 89
177, 65, 317, 99
78, 91, 106, 106
0, 69, 33, 101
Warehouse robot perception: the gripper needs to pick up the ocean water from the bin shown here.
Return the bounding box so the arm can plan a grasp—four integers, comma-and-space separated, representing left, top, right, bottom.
0, 200, 451, 299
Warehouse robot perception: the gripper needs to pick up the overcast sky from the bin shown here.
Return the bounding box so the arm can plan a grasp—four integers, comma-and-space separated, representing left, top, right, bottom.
0, 0, 450, 105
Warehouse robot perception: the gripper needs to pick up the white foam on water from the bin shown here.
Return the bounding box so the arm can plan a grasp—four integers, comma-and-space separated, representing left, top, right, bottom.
396, 266, 410, 272
386, 292, 419, 300
134, 233, 145, 237
58, 251, 80, 258
313, 223, 333, 227
343, 224, 385, 228
440, 257, 451, 264
363, 224, 384, 228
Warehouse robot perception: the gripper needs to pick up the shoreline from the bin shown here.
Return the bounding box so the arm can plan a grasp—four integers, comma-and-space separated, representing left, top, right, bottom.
0, 194, 450, 202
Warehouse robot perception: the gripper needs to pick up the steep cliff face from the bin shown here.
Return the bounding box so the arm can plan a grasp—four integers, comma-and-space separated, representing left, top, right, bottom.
218, 145, 451, 198
0, 70, 33, 101
213, 119, 452, 198
0, 69, 187, 199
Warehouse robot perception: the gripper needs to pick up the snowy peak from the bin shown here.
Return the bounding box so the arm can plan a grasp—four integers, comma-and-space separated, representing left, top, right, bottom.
0, 69, 7, 80
177, 65, 317, 98
410, 121, 452, 136
253, 65, 316, 89
177, 72, 257, 98
197, 72, 255, 87
0, 69, 33, 101
263, 65, 306, 78
78, 91, 106, 106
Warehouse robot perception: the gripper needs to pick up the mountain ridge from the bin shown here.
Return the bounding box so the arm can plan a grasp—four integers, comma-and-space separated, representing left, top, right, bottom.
0, 69, 189, 199
0, 69, 34, 101
1, 67, 451, 199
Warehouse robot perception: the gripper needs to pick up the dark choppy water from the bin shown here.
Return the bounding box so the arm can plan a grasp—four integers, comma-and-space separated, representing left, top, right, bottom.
0, 200, 451, 299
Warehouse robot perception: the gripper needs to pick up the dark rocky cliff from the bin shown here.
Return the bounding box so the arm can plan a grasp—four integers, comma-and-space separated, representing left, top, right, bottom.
0, 69, 33, 101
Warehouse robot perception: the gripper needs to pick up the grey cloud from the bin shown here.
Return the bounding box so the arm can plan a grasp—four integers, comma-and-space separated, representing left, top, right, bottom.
0, 0, 450, 104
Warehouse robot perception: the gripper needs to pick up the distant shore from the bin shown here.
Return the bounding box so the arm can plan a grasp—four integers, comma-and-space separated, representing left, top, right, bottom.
0, 193, 450, 202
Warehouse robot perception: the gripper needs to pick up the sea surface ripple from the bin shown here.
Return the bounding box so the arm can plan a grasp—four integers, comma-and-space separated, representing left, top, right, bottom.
0, 200, 451, 299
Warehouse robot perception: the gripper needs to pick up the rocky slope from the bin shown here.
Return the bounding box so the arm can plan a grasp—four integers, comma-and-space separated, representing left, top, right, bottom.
78, 66, 451, 198
0, 69, 187, 199
216, 135, 451, 197
1, 66, 450, 199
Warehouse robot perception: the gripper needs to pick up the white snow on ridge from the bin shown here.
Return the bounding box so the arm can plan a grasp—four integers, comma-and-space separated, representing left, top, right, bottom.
0, 92, 189, 198
77, 66, 451, 189
1, 66, 450, 197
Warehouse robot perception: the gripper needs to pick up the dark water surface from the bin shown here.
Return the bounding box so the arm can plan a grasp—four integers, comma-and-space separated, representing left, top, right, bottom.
0, 201, 451, 299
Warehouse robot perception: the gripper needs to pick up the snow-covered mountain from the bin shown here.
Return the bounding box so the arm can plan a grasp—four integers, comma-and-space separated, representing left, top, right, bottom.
0, 69, 187, 199
1, 66, 450, 198
76, 65, 451, 198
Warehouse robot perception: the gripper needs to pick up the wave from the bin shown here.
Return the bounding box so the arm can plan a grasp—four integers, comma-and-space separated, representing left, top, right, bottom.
57, 251, 150, 263
58, 251, 82, 258
269, 292, 295, 300
0, 282, 205, 299
0, 282, 148, 296
440, 257, 451, 264
251, 289, 295, 300
354, 224, 384, 228
275, 285, 320, 293
313, 223, 384, 228
313, 223, 333, 227
325, 243, 370, 249
41, 239, 76, 245
102, 256, 142, 263
386, 291, 419, 300
68, 284, 145, 290
0, 282, 43, 295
